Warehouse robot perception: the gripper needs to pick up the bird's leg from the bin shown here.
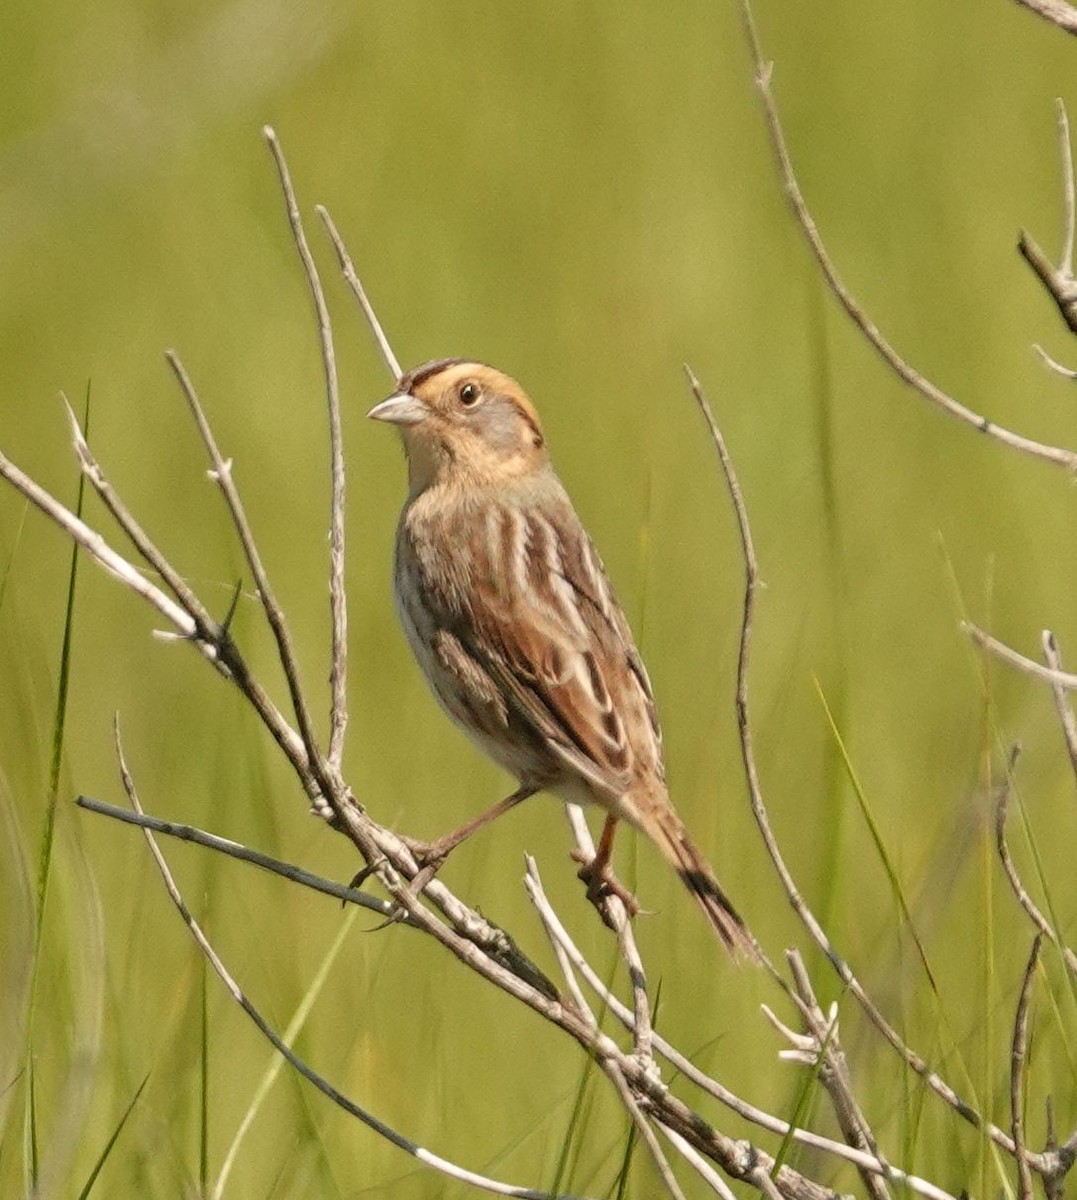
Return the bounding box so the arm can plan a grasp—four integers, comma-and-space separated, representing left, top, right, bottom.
572, 815, 641, 918
402, 784, 537, 895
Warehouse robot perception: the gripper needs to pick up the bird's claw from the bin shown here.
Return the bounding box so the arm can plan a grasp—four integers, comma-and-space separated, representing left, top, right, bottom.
571, 849, 641, 919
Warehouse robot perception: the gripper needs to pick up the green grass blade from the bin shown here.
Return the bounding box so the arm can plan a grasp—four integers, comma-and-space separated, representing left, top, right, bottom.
32, 385, 90, 967
768, 1002, 840, 1178
75, 1072, 150, 1200
201, 955, 210, 1193
212, 907, 360, 1200
813, 677, 938, 993
0, 500, 29, 614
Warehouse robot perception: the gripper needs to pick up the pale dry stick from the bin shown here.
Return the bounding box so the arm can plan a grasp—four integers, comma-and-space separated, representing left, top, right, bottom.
1060, 99, 1075, 273
1019, 101, 1077, 335
526, 854, 685, 1200
995, 764, 1077, 976
1010, 935, 1043, 1200
685, 365, 1029, 1160
738, 0, 1077, 472
524, 857, 596, 1022
522, 835, 958, 1200
61, 396, 214, 629
785, 952, 893, 1200
563, 804, 654, 1063
1013, 0, 1077, 34
74, 796, 410, 925
4, 401, 326, 800
655, 1127, 738, 1200
1034, 343, 1077, 378
967, 622, 1077, 690
0, 445, 196, 638
1041, 631, 1077, 791
113, 730, 590, 1200
264, 127, 349, 769
165, 351, 336, 801
602, 1061, 690, 1200
317, 206, 403, 380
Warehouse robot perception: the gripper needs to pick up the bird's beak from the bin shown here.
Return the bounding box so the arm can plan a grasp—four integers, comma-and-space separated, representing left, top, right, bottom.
367, 391, 428, 425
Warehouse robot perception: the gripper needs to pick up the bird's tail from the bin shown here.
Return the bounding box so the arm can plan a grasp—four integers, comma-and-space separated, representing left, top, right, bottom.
643, 808, 758, 962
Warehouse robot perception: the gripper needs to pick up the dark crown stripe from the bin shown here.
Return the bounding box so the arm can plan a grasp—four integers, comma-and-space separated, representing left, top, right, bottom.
398, 358, 468, 393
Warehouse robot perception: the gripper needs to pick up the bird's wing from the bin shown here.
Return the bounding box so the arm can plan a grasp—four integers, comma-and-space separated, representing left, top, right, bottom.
453, 492, 665, 799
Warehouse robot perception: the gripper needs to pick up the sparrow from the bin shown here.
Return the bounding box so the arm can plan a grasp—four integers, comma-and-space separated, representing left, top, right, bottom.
368, 358, 753, 956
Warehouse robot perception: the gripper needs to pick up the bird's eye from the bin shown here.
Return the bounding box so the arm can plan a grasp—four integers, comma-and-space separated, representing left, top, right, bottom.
458, 381, 480, 407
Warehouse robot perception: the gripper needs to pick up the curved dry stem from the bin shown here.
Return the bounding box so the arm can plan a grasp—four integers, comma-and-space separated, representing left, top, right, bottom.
739, 0, 1077, 472
164, 351, 334, 801
686, 364, 1025, 1158
1012, 0, 1077, 36
1010, 935, 1042, 1200
264, 128, 349, 769
995, 766, 1077, 976
113, 726, 588, 1200
1042, 631, 1077, 792
317, 205, 402, 381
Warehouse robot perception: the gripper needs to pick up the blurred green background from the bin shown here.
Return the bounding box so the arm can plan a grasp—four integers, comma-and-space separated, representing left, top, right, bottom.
2, 1, 1076, 1196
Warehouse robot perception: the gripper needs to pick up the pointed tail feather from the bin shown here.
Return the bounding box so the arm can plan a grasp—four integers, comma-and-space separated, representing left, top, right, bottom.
646, 812, 759, 962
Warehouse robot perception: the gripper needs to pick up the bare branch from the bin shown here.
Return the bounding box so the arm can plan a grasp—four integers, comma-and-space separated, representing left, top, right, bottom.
656, 1126, 738, 1200
603, 1062, 689, 1200
1019, 231, 1077, 334
264, 128, 349, 769
686, 361, 1026, 1156
1042, 631, 1077, 792
164, 350, 334, 801
317, 205, 403, 381
113, 726, 588, 1200
0, 442, 196, 638
561, 804, 655, 1059
74, 795, 411, 925
786, 952, 892, 1200
738, 0, 1077, 471
966, 623, 1077, 689
995, 759, 1077, 976
1034, 344, 1077, 378
1010, 935, 1042, 1200
1012, 0, 1077, 37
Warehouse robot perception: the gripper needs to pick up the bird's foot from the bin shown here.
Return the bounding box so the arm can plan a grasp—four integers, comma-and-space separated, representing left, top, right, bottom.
571, 849, 641, 924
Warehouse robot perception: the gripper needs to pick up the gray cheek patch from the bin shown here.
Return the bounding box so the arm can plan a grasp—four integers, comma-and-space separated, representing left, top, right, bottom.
477, 398, 526, 452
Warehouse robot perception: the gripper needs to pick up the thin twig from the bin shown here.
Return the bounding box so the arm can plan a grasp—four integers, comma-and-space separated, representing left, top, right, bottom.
561, 804, 654, 1060
966, 623, 1077, 690
1042, 631, 1077, 792
1010, 935, 1042, 1200
787, 954, 892, 1200
686, 361, 1028, 1156
61, 395, 216, 631
603, 1062, 689, 1200
524, 857, 595, 1022
1012, 0, 1077, 35
1034, 344, 1077, 378
655, 1126, 738, 1200
317, 206, 403, 381
528, 842, 956, 1200
74, 795, 411, 924
264, 128, 349, 769
112, 725, 587, 1200
165, 351, 333, 800
1059, 100, 1075, 274
738, 0, 1077, 471
1019, 101, 1077, 331
995, 762, 1077, 976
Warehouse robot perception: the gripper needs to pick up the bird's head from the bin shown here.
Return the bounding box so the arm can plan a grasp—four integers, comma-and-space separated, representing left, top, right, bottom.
368, 359, 549, 494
